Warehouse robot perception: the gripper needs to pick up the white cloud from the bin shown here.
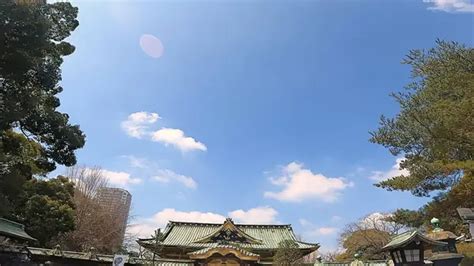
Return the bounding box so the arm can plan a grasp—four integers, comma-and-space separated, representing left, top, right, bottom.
350, 212, 405, 234
318, 245, 343, 254
128, 207, 280, 238
156, 209, 226, 226
299, 218, 311, 227
121, 112, 207, 152
298, 218, 339, 241
228, 206, 278, 224
152, 169, 198, 189
314, 227, 338, 235
331, 215, 342, 222
306, 226, 339, 237
363, 212, 390, 221
264, 162, 353, 203
359, 212, 394, 229
423, 0, 474, 12
122, 155, 148, 169
127, 209, 225, 238
121, 112, 160, 138
299, 218, 339, 236
369, 157, 409, 181
127, 222, 159, 239
100, 169, 142, 187
122, 155, 199, 189
151, 128, 207, 152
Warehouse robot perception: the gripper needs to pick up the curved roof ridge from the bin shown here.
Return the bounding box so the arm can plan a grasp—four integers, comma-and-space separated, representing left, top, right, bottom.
0, 218, 26, 229
296, 240, 320, 247
167, 220, 291, 228
382, 229, 447, 251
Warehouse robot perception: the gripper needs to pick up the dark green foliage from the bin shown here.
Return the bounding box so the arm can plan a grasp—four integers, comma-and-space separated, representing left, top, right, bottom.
388, 173, 473, 236
11, 176, 76, 247
0, 131, 49, 215
370, 40, 474, 196
0, 0, 85, 216
387, 209, 425, 229
0, 0, 84, 169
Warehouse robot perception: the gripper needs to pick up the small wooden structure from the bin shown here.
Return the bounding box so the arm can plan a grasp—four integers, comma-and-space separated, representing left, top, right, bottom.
424, 218, 464, 266
457, 208, 474, 240
0, 244, 149, 265
0, 218, 144, 265
382, 218, 464, 266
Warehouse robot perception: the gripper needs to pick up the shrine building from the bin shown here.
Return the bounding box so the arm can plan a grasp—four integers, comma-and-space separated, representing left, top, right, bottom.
137, 218, 319, 265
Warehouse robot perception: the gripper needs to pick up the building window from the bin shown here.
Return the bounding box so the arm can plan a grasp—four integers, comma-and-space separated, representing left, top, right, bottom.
404, 249, 420, 262
393, 250, 403, 263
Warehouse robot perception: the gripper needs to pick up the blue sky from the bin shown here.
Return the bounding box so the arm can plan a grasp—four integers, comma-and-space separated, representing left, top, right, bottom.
54, 0, 473, 252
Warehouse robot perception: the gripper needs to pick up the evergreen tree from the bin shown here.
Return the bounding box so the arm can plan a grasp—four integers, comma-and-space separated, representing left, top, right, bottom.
12, 176, 76, 247
0, 0, 85, 215
370, 40, 473, 196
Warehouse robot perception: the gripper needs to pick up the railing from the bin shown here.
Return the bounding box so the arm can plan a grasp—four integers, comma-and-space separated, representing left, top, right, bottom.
314, 259, 393, 266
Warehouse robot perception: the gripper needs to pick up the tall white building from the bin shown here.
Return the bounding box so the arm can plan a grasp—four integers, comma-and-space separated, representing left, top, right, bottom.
97, 187, 132, 248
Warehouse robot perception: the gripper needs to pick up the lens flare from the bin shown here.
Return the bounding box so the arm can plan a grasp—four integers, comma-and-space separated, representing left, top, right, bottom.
139, 34, 164, 58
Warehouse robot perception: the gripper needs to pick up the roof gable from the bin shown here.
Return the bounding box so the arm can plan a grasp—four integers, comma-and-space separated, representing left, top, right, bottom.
382, 230, 447, 251
194, 218, 262, 244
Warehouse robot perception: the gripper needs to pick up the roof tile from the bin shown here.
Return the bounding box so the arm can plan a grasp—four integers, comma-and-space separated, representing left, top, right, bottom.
143, 221, 318, 250
0, 218, 36, 242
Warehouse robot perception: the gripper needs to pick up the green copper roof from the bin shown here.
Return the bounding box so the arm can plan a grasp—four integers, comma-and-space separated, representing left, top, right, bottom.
139, 220, 319, 251
0, 244, 141, 264
0, 218, 36, 242
153, 262, 194, 266
1, 244, 191, 265
382, 230, 446, 251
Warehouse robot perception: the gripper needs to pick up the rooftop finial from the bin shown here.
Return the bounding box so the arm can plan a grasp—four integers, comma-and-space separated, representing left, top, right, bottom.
52, 244, 63, 256
431, 217, 442, 232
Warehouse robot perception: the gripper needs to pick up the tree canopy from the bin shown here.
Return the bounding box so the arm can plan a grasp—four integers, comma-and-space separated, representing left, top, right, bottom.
370, 40, 473, 196
336, 213, 403, 261
59, 167, 130, 253
11, 176, 76, 247
273, 240, 304, 265
388, 173, 474, 236
338, 229, 390, 261
0, 0, 85, 215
